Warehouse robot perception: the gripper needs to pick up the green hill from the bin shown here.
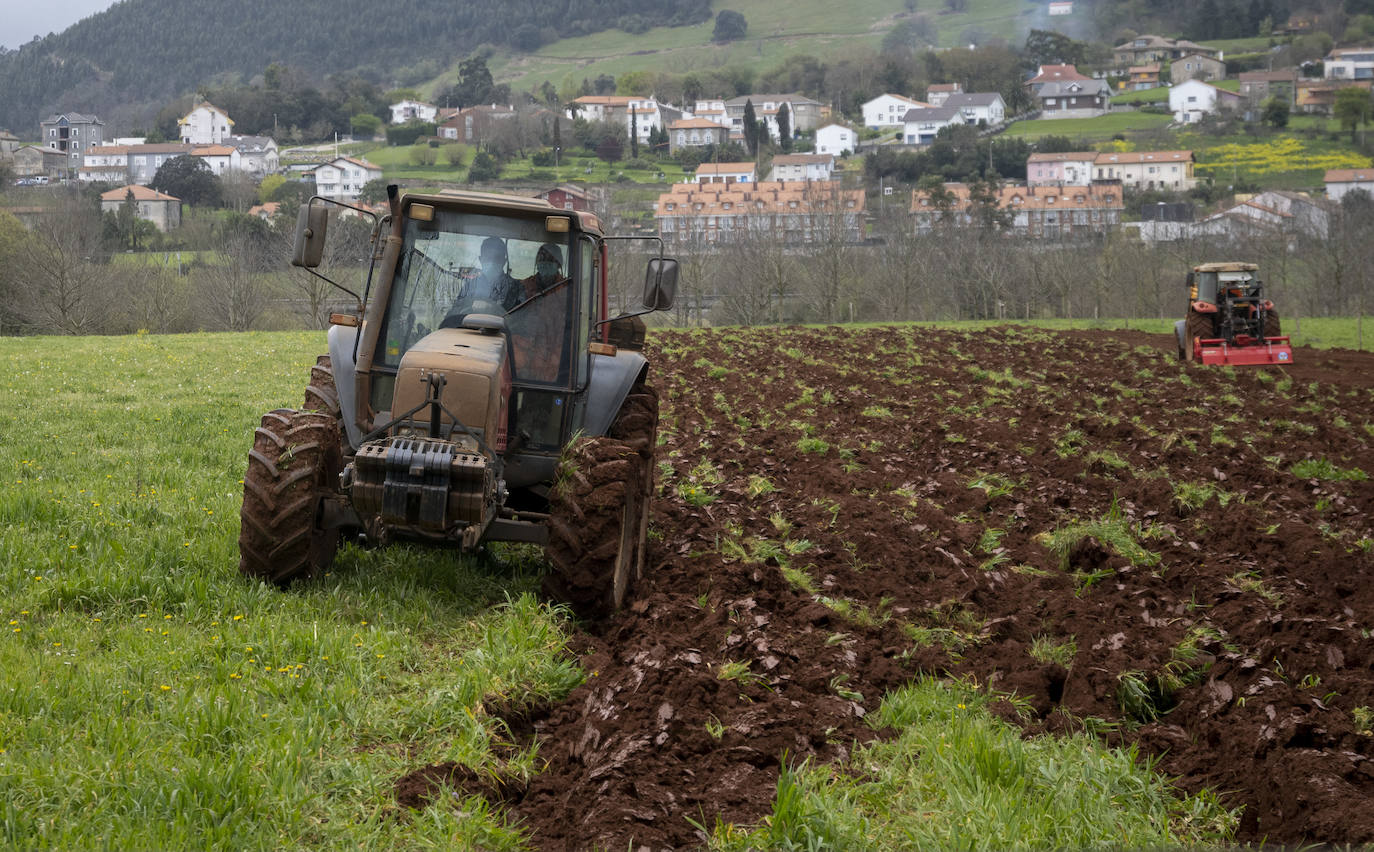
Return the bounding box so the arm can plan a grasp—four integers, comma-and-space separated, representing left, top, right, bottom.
0, 0, 711, 134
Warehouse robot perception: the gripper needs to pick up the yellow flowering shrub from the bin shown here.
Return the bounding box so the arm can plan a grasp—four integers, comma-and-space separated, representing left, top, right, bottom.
1195, 137, 1371, 176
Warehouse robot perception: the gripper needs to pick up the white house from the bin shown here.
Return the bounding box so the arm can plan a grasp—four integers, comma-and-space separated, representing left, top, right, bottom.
902, 106, 963, 145
1169, 79, 1242, 123
691, 99, 731, 127
229, 135, 280, 176
814, 124, 856, 156
1026, 152, 1098, 186
389, 100, 438, 125
192, 145, 243, 176
943, 93, 1007, 126
78, 145, 133, 183
571, 95, 675, 144
691, 162, 756, 185
1324, 47, 1374, 81
862, 94, 931, 129
1325, 168, 1374, 201
312, 156, 383, 202
769, 153, 835, 182
178, 102, 234, 145
1093, 150, 1197, 189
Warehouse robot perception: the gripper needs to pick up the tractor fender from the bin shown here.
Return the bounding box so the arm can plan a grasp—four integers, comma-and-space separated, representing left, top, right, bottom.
327, 323, 363, 450
1191, 300, 1217, 313
583, 349, 649, 437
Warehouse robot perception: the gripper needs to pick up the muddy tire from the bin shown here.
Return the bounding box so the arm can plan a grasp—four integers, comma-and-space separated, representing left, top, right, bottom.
610, 385, 658, 580
543, 383, 658, 618
1185, 311, 1213, 362
304, 355, 351, 448
238, 408, 343, 585
1263, 309, 1281, 339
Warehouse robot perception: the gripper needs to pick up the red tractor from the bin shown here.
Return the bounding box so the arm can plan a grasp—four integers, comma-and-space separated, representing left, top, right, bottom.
1175, 262, 1293, 366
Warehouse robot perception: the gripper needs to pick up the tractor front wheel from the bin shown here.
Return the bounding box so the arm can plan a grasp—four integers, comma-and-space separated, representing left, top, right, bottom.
543, 384, 658, 618
238, 409, 343, 585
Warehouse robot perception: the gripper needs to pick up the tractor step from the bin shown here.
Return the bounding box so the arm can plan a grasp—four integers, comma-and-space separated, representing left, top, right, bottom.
1196, 335, 1294, 366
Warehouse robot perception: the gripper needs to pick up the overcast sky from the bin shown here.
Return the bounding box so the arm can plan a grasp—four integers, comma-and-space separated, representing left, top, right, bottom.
2, 0, 121, 50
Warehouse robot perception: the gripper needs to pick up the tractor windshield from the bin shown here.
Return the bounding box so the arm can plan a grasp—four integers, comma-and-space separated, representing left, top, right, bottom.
377, 208, 574, 386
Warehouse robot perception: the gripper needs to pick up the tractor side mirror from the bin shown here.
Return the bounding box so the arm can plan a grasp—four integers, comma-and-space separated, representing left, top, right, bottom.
291, 203, 329, 268
643, 257, 678, 311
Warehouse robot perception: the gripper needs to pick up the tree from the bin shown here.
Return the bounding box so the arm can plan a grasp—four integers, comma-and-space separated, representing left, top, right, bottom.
595, 132, 624, 163
150, 155, 221, 208
630, 106, 640, 159
1334, 86, 1373, 143
443, 56, 500, 108
358, 178, 390, 205
743, 98, 761, 156
1261, 96, 1290, 129
196, 215, 276, 332
468, 151, 501, 182
712, 10, 748, 42
350, 113, 382, 138
776, 102, 792, 152
10, 196, 114, 334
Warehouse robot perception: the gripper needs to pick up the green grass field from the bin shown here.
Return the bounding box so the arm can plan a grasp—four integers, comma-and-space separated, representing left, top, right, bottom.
0, 324, 1250, 849
1000, 111, 1175, 140
469, 0, 1029, 98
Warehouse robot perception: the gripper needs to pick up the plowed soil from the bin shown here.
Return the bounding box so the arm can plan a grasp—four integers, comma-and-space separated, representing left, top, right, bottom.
395, 326, 1374, 850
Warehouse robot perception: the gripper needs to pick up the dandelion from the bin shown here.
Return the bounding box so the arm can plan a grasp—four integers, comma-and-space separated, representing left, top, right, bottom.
159, 685, 171, 691
230, 673, 241, 680
233, 615, 243, 621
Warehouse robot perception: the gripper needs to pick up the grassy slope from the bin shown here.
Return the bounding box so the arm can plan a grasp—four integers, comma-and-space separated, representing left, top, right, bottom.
0, 327, 1243, 849
472, 0, 1030, 98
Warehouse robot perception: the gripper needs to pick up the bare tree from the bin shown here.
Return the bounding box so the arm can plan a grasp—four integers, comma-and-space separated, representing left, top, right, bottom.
10, 196, 115, 334
196, 223, 275, 331
712, 229, 787, 326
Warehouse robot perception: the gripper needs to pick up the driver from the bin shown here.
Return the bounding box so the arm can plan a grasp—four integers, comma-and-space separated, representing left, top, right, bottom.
467, 236, 520, 312
518, 242, 569, 302
508, 242, 571, 386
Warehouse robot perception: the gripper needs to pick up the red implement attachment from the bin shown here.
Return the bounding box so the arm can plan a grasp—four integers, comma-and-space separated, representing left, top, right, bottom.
1195, 335, 1294, 366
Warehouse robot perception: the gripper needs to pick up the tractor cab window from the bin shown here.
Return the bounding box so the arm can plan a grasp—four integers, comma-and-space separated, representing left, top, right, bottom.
378, 208, 573, 376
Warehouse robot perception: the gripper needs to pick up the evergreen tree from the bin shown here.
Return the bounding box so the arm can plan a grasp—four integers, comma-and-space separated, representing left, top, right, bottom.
631, 106, 640, 158
777, 102, 792, 152
743, 98, 759, 156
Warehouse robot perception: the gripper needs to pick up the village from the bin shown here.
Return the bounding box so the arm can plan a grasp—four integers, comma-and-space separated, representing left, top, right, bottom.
3, 33, 1373, 256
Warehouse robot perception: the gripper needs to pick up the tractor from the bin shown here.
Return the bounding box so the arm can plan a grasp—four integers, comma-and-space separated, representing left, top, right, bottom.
1174, 261, 1293, 366
237, 186, 677, 617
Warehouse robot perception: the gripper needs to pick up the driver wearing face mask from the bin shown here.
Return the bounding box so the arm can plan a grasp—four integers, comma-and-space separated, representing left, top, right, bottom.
519, 243, 568, 302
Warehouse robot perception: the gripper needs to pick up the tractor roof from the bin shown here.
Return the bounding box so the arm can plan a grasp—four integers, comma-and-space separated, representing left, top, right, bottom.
426, 188, 557, 213
1194, 262, 1258, 272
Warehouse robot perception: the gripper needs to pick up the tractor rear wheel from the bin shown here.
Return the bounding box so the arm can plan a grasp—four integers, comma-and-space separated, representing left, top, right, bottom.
1263, 309, 1282, 339
1185, 311, 1213, 362
543, 384, 658, 618
239, 409, 343, 585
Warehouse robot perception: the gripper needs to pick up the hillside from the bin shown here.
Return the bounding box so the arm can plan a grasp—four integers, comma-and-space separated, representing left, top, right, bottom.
0, 0, 711, 133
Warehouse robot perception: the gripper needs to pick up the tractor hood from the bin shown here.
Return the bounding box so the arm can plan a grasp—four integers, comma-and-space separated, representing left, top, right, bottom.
391, 327, 510, 453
